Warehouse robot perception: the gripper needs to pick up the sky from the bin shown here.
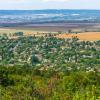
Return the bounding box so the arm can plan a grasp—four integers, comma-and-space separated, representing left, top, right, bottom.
0, 0, 100, 10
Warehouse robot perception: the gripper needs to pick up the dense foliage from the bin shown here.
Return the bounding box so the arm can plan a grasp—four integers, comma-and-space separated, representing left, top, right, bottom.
0, 34, 100, 99
0, 65, 100, 100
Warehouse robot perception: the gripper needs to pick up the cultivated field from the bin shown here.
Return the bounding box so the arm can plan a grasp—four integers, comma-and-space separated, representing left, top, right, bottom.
56, 32, 100, 41
0, 28, 45, 35
0, 28, 57, 36
0, 28, 100, 41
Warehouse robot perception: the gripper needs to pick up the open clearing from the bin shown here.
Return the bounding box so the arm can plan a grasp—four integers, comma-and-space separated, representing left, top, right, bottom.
56, 32, 100, 41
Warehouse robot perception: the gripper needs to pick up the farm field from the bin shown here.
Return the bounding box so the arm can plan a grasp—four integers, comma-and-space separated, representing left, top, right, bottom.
0, 28, 100, 41
56, 32, 100, 41
0, 28, 58, 37
0, 28, 47, 35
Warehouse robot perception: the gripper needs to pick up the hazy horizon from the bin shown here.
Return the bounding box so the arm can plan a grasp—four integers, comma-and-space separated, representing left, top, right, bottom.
0, 9, 100, 10
0, 0, 100, 10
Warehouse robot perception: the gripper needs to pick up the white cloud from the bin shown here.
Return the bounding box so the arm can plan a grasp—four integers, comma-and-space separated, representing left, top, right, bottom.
42, 0, 69, 2
0, 0, 27, 2
0, 0, 69, 2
